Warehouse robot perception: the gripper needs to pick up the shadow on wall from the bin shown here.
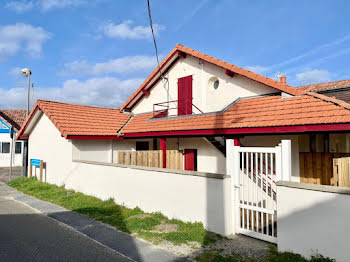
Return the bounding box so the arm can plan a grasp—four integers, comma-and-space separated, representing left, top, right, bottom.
278, 187, 347, 262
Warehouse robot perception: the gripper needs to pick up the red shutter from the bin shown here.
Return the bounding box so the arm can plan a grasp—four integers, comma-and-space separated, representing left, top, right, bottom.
178, 75, 193, 116
184, 149, 195, 171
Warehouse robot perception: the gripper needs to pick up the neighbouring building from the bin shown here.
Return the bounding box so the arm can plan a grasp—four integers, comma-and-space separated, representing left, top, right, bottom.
299, 79, 350, 104
0, 109, 26, 167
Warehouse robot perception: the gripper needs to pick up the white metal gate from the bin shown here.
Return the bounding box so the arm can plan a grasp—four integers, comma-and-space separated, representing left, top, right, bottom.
234, 145, 282, 243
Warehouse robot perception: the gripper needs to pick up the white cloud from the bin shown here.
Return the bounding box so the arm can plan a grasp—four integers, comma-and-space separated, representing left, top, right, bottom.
5, 1, 34, 13
60, 55, 158, 76
0, 77, 143, 109
296, 69, 332, 85
245, 65, 268, 74
5, 0, 85, 13
0, 23, 51, 58
102, 20, 165, 40
8, 67, 22, 77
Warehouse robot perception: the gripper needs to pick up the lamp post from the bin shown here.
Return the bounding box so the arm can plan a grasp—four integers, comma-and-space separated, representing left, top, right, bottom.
21, 68, 31, 178
21, 68, 31, 116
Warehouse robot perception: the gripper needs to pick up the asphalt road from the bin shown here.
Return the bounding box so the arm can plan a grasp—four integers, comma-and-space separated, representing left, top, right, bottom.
0, 189, 133, 262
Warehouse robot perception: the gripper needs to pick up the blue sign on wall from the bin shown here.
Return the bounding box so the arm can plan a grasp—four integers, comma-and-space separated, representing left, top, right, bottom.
31, 159, 41, 167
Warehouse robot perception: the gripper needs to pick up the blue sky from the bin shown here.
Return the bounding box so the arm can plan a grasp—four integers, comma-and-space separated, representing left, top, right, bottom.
1, 0, 350, 109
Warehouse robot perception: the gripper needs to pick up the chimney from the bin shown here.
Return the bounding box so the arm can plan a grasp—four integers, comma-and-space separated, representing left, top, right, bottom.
280, 76, 287, 84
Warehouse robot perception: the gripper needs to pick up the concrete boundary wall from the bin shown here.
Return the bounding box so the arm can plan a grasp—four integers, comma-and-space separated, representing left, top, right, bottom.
277, 181, 349, 262
63, 160, 233, 236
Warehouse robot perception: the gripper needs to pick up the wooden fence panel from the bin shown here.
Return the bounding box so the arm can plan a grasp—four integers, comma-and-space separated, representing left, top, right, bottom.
117, 150, 183, 170
333, 157, 350, 187
299, 152, 350, 185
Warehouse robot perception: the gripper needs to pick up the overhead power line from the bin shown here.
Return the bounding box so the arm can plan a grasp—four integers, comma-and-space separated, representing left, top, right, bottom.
146, 0, 164, 80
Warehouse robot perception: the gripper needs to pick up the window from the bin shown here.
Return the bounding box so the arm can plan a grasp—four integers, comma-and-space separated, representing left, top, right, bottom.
1, 142, 10, 153
213, 80, 220, 90
208, 77, 220, 91
15, 142, 22, 154
136, 141, 149, 151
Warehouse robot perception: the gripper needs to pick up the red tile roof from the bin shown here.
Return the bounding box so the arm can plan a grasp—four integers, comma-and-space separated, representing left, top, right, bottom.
120, 94, 350, 135
0, 109, 26, 131
120, 44, 305, 110
17, 100, 131, 139
298, 79, 350, 92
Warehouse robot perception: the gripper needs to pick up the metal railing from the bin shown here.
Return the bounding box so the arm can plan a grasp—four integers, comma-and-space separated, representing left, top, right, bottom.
153, 100, 203, 118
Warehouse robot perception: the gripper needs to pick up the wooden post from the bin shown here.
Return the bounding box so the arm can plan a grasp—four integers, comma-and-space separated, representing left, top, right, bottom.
160, 138, 166, 168
29, 161, 32, 178
39, 160, 43, 182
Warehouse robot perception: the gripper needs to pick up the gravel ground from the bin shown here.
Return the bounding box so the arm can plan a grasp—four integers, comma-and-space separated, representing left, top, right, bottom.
153, 234, 270, 260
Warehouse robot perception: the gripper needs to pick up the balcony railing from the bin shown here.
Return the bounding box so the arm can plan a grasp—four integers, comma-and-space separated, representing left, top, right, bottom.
153, 100, 203, 118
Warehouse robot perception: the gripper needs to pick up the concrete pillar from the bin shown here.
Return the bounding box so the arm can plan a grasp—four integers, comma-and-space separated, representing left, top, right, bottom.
226, 138, 239, 235
281, 139, 292, 181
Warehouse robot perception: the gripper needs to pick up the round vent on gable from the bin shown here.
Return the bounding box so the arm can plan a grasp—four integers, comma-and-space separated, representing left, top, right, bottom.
208, 77, 219, 90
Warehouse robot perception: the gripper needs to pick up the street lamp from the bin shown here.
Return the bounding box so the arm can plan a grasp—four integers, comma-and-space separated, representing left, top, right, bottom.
20, 68, 31, 178
21, 68, 31, 116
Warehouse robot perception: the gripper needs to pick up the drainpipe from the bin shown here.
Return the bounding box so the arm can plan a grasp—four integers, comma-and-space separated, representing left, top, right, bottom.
109, 140, 114, 163
200, 60, 205, 112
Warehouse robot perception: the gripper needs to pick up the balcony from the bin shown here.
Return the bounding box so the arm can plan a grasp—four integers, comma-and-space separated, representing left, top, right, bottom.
153, 100, 203, 118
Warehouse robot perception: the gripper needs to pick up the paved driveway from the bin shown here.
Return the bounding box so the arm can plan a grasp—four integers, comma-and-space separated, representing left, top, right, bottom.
0, 166, 23, 182
0, 188, 132, 262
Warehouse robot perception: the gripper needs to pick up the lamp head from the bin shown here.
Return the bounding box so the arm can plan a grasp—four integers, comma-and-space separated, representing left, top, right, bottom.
21, 68, 31, 77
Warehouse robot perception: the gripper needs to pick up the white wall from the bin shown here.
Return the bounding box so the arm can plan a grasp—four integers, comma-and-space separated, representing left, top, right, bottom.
0, 133, 23, 167
240, 135, 300, 182
73, 140, 112, 163
277, 182, 349, 262
28, 112, 73, 185
65, 160, 233, 236
73, 137, 226, 174
178, 137, 226, 174
132, 56, 277, 114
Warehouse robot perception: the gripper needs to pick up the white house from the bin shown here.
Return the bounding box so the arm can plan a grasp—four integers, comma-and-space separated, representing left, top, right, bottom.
16, 44, 350, 245
0, 110, 26, 167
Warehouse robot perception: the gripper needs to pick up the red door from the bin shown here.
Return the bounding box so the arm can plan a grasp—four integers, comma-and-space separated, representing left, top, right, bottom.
184, 149, 196, 171
178, 75, 193, 116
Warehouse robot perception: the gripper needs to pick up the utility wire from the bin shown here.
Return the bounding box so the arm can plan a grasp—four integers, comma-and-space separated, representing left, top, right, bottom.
147, 0, 164, 81
147, 0, 176, 114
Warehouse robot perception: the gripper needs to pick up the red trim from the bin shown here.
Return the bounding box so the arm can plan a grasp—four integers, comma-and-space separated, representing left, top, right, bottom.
123, 124, 350, 138
16, 106, 40, 140
160, 138, 166, 168
225, 69, 234, 77
177, 50, 186, 58
121, 51, 181, 110
233, 139, 240, 146
142, 90, 150, 95
67, 135, 123, 140
17, 135, 29, 140
130, 57, 181, 110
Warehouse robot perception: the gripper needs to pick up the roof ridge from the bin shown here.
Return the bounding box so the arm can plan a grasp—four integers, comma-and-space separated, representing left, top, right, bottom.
298, 78, 350, 88
37, 99, 121, 110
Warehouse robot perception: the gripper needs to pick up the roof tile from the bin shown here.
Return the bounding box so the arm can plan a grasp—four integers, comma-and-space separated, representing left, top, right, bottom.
121, 95, 350, 134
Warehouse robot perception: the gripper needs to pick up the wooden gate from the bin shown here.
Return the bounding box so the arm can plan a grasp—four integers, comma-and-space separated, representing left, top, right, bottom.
235, 146, 282, 243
